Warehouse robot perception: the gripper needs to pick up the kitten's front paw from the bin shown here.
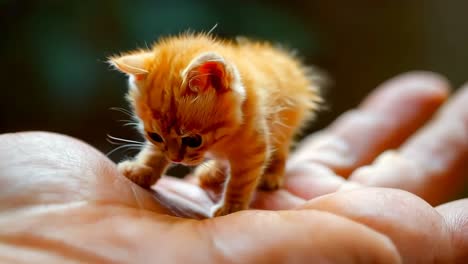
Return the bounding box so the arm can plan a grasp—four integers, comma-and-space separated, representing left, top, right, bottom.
117, 160, 159, 189
193, 160, 225, 197
210, 201, 248, 217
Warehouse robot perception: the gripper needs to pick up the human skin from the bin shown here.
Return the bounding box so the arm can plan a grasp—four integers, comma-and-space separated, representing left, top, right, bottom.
0, 72, 467, 263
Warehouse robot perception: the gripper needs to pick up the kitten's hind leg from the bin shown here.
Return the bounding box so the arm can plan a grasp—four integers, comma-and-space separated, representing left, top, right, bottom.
258, 146, 287, 190
193, 160, 227, 200
258, 107, 300, 191
118, 144, 169, 189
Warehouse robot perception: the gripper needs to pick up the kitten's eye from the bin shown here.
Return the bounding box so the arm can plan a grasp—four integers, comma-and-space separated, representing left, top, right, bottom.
147, 132, 163, 143
182, 134, 202, 148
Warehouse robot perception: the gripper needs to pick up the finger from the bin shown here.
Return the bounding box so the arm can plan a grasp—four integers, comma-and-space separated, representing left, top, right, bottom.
150, 188, 210, 219
283, 162, 348, 200
350, 84, 468, 204
0, 132, 168, 214
300, 187, 454, 263
153, 176, 213, 211
291, 71, 449, 177
436, 199, 468, 263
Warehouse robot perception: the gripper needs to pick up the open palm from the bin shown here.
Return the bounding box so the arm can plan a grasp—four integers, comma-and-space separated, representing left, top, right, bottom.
1, 72, 467, 263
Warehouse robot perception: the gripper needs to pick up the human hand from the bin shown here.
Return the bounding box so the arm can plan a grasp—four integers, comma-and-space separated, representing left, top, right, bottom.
1, 72, 467, 263
160, 71, 468, 263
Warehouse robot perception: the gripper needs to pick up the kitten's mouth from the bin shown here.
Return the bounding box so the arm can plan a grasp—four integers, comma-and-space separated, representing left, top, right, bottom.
182, 161, 201, 166
167, 158, 188, 166
167, 156, 204, 166
180, 158, 204, 166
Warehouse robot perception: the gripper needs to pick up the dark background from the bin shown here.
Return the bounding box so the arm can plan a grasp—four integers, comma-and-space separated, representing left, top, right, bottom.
1, 1, 467, 168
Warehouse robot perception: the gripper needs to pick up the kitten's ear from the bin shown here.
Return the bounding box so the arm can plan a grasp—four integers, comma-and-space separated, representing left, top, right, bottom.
108, 52, 152, 80
182, 52, 245, 97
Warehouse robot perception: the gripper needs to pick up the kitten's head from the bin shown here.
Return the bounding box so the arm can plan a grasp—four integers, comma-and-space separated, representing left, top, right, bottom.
110, 40, 245, 165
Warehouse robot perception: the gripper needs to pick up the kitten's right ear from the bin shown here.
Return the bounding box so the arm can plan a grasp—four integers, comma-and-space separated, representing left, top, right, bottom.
108, 52, 152, 80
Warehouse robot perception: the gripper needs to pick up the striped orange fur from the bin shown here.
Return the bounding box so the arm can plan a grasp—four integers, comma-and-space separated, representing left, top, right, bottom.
110, 33, 322, 217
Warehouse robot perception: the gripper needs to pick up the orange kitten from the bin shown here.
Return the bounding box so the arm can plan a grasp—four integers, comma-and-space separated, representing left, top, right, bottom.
109, 33, 322, 217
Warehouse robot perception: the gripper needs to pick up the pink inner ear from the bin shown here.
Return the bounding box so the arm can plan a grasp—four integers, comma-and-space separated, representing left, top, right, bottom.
199, 62, 223, 76
196, 61, 225, 92
187, 61, 228, 93
135, 74, 146, 81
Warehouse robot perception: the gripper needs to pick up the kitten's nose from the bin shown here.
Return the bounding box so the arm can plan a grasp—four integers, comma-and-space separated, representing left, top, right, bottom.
168, 153, 183, 163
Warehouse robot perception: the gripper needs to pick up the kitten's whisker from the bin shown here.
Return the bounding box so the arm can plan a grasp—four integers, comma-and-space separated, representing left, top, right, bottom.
117, 119, 140, 128
107, 139, 135, 145
107, 134, 144, 145
122, 122, 141, 128
207, 23, 218, 35
109, 107, 134, 117
107, 139, 145, 147
120, 146, 144, 156
117, 119, 137, 123
106, 144, 143, 157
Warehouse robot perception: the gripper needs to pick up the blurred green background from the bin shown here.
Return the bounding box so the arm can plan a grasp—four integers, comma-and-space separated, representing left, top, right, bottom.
1, 0, 468, 165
